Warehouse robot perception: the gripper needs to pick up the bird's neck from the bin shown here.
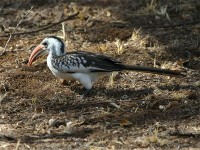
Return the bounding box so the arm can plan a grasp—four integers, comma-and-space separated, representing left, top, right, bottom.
50, 50, 66, 57
49, 45, 66, 57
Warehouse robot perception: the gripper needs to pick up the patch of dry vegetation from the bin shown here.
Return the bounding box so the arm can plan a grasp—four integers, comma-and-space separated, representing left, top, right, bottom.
0, 0, 199, 149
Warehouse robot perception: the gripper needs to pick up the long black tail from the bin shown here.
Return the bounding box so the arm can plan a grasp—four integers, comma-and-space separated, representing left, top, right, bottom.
119, 64, 185, 76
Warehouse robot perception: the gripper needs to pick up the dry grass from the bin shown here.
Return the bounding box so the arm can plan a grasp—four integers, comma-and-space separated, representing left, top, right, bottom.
0, 0, 199, 149
177, 1, 197, 12
155, 5, 171, 21
98, 43, 108, 52
129, 28, 145, 46
137, 0, 159, 15
135, 126, 169, 147
137, 0, 171, 20
114, 38, 124, 55
170, 90, 192, 101
107, 72, 118, 88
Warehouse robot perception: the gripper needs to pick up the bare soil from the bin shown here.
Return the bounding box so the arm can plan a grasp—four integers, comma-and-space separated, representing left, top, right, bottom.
0, 0, 200, 149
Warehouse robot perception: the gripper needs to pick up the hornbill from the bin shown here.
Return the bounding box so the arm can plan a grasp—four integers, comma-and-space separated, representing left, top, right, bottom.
28, 36, 184, 96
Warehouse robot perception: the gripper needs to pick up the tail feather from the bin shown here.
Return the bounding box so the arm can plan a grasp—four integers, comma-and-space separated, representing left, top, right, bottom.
119, 64, 184, 76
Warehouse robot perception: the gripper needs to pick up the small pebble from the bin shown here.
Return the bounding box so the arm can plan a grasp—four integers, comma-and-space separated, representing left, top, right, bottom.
0, 68, 5, 73
121, 95, 129, 100
194, 81, 200, 87
159, 105, 165, 110
49, 118, 57, 127
16, 44, 23, 49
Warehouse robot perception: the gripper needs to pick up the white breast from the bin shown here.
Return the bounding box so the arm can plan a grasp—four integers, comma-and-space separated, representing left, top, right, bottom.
47, 54, 74, 81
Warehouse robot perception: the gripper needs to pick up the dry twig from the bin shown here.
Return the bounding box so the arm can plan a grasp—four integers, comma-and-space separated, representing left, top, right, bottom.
0, 11, 79, 38
169, 130, 200, 139
0, 7, 33, 56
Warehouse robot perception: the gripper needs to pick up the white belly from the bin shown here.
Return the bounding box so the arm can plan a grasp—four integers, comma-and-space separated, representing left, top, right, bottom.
48, 66, 110, 82
51, 68, 75, 81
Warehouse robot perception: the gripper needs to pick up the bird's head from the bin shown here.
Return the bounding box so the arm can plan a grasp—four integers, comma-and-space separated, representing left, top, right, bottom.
28, 36, 66, 67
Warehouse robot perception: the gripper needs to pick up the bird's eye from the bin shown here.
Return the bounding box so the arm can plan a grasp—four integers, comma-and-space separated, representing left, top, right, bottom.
43, 42, 48, 47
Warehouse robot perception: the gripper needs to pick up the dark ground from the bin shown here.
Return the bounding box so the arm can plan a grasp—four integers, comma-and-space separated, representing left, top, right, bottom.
0, 0, 200, 149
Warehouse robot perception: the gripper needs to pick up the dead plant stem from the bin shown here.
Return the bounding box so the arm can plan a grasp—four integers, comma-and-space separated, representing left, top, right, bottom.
1, 6, 33, 56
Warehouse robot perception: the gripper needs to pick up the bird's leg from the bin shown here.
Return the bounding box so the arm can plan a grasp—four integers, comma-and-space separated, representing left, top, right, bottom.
72, 73, 93, 98
82, 88, 93, 98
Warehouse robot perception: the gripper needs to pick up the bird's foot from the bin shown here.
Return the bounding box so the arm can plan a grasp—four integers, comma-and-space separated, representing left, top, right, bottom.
81, 89, 92, 98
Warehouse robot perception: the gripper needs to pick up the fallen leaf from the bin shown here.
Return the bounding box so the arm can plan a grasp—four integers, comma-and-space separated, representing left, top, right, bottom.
120, 119, 132, 127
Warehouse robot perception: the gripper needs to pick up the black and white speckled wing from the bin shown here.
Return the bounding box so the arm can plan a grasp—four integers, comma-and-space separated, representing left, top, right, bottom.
51, 51, 123, 73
